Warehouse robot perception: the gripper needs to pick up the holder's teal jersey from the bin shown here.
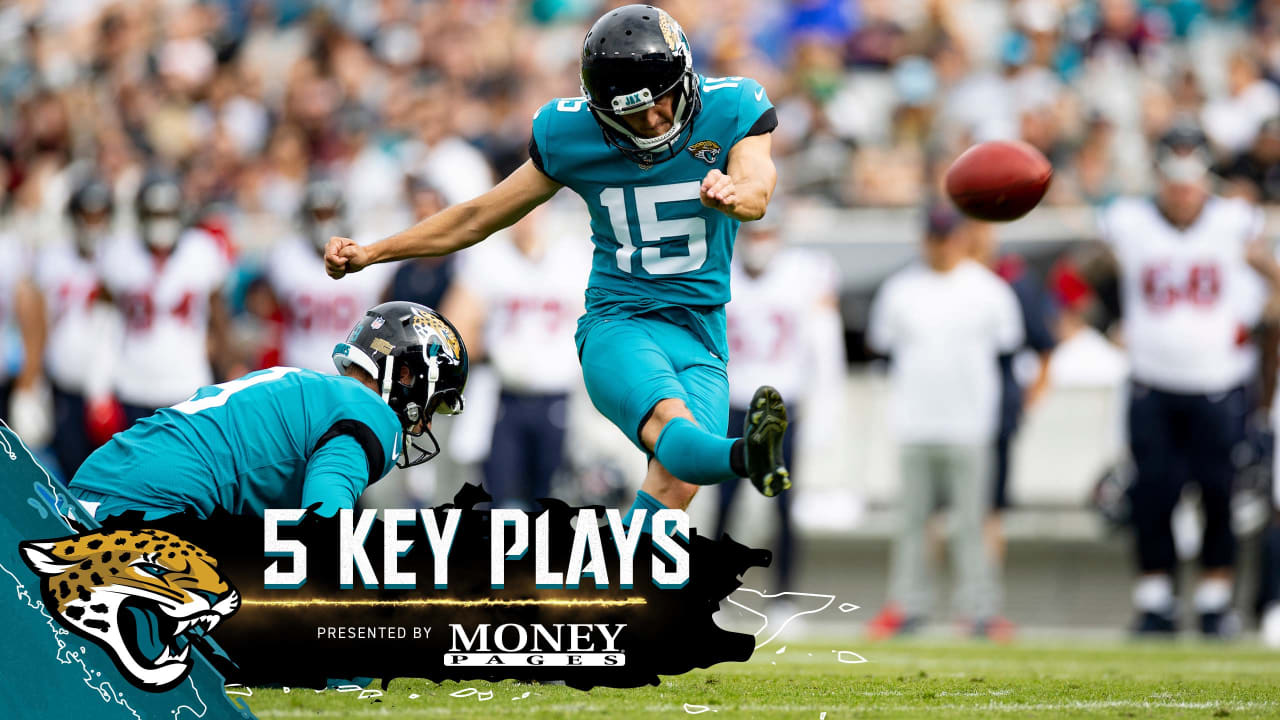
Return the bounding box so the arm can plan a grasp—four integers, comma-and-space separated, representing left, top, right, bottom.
530, 75, 775, 358
70, 367, 402, 519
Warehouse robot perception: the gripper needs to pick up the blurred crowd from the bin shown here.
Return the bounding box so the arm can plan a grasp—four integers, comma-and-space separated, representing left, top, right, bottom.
1, 0, 1280, 245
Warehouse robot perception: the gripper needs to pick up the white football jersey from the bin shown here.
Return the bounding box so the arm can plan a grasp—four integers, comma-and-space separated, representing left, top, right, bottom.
267, 234, 394, 373
1100, 196, 1264, 394
455, 235, 587, 394
36, 241, 109, 392
97, 229, 230, 407
726, 249, 839, 409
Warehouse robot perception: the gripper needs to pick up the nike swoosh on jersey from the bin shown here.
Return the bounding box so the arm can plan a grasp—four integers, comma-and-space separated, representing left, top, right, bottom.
754, 88, 764, 101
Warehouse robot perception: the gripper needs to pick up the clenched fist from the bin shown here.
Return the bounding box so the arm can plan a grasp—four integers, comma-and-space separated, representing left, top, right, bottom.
700, 169, 737, 213
324, 236, 370, 279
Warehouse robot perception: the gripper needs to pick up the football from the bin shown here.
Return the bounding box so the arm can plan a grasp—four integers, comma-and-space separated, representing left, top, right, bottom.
944, 140, 1053, 221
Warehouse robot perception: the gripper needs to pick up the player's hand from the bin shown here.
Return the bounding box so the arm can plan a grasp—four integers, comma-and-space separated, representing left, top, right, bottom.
700, 169, 737, 213
324, 237, 369, 279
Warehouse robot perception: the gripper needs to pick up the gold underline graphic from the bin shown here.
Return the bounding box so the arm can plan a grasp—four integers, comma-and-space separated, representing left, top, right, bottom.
241, 597, 647, 608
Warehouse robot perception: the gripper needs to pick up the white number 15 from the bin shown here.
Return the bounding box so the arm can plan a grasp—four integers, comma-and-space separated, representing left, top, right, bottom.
600, 182, 707, 276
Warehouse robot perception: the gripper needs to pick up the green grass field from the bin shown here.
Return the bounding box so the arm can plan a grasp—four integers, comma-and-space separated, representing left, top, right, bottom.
237, 638, 1280, 719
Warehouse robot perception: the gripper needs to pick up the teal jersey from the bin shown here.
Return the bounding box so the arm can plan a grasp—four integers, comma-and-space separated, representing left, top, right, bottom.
530, 75, 775, 359
70, 367, 402, 518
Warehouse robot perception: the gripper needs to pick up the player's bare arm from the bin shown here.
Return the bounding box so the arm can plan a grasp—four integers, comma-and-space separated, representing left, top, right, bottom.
325, 161, 562, 279
700, 133, 775, 222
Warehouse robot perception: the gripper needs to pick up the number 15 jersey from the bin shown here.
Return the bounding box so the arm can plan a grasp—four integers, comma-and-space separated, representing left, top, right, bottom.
529, 75, 776, 356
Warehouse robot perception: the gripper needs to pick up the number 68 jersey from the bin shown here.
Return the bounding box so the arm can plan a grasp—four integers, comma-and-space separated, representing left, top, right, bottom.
1099, 195, 1265, 394
530, 75, 776, 354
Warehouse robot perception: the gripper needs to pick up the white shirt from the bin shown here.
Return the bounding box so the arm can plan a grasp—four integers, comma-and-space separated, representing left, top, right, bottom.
35, 240, 107, 392
1050, 326, 1129, 389
1100, 196, 1263, 394
726, 249, 841, 409
268, 234, 395, 373
97, 229, 229, 407
868, 259, 1024, 444
456, 235, 587, 395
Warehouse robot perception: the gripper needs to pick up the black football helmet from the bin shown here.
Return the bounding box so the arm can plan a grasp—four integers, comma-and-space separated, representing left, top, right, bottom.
299, 177, 348, 253
135, 172, 185, 253
580, 5, 701, 166
332, 301, 468, 468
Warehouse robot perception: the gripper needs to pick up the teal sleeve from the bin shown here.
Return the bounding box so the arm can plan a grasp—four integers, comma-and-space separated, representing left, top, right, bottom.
301, 435, 369, 517
530, 100, 560, 183
734, 78, 775, 145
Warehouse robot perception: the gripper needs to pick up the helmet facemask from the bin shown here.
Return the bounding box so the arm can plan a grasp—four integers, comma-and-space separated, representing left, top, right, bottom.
383, 349, 465, 469
584, 70, 701, 166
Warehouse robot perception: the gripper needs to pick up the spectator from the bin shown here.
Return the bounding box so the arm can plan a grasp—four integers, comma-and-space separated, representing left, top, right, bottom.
1216, 115, 1280, 203
1046, 259, 1128, 390
865, 205, 1023, 640
1202, 51, 1280, 155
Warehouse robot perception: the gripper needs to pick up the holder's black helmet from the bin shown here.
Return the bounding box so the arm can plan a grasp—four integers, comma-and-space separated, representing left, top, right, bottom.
332, 302, 468, 467
580, 5, 701, 167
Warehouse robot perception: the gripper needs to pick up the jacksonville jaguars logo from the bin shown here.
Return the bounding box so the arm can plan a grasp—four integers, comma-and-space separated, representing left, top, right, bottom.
20, 529, 240, 691
688, 140, 722, 165
658, 10, 685, 55
410, 307, 462, 359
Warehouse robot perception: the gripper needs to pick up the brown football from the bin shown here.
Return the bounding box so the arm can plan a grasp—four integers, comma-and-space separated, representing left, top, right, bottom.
944, 140, 1053, 222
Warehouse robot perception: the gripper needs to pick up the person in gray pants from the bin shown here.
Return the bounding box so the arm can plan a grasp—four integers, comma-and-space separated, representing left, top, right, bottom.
864, 205, 1024, 639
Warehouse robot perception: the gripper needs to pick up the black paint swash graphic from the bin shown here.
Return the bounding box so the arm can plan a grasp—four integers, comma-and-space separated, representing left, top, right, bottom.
94, 484, 771, 690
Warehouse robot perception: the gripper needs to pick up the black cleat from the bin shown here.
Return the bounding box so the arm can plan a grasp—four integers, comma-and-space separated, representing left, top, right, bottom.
744, 385, 790, 497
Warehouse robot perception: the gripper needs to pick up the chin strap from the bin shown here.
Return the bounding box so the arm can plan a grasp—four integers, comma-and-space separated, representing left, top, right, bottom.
380, 355, 394, 403
424, 354, 440, 407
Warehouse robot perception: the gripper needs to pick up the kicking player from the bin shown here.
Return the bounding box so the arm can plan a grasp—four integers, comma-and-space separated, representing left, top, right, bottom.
68, 302, 467, 520
325, 6, 789, 527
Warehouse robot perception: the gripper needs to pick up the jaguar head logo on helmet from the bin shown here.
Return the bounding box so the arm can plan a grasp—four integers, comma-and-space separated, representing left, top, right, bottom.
332, 301, 469, 467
